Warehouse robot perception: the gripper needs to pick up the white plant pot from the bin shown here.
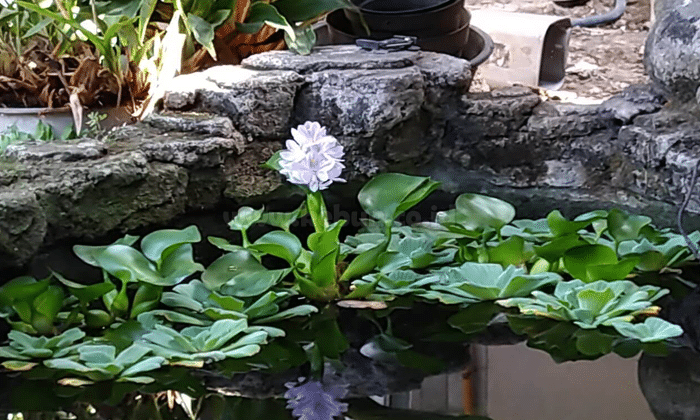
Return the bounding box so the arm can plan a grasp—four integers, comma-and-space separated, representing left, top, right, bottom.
0, 106, 133, 136
0, 107, 75, 136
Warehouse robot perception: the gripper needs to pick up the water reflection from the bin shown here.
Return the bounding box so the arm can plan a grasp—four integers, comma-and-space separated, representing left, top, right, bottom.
0, 294, 692, 420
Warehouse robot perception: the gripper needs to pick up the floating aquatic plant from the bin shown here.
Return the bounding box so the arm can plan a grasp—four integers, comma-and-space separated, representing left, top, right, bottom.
44, 343, 165, 383
141, 318, 282, 364
611, 317, 684, 342
498, 279, 673, 331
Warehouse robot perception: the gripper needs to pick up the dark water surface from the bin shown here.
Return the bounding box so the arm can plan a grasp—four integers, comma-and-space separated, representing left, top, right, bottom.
1, 296, 697, 420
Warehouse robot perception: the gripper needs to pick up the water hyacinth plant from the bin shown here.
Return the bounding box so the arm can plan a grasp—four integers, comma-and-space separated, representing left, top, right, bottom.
0, 120, 695, 391
497, 279, 682, 341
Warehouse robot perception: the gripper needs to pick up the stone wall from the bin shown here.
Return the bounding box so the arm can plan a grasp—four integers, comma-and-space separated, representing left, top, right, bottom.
1, 45, 699, 272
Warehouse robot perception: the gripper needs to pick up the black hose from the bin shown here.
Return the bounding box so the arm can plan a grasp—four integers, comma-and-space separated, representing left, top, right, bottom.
571, 0, 627, 27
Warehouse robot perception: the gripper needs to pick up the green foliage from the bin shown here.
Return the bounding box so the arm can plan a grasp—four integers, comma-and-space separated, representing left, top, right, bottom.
159, 279, 317, 324
498, 279, 670, 330
203, 249, 290, 296
359, 173, 440, 225
437, 193, 516, 236
141, 318, 279, 363
241, 0, 356, 54
0, 328, 84, 362
0, 167, 695, 385
506, 313, 674, 362
44, 343, 165, 383
16, 1, 137, 91
0, 276, 64, 334
611, 317, 684, 342
426, 263, 561, 302
72, 226, 204, 320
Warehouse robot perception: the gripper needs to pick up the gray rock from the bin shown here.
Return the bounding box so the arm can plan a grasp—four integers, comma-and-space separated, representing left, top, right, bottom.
145, 112, 236, 138
645, 1, 700, 105
4, 140, 107, 162
164, 66, 306, 138
0, 190, 46, 270
2, 46, 700, 271
600, 83, 667, 123
34, 152, 189, 241
639, 349, 700, 420
293, 67, 425, 136
241, 45, 417, 73
139, 136, 244, 168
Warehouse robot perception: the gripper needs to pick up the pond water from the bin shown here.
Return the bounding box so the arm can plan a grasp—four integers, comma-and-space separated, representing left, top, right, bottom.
3, 176, 700, 420
0, 293, 696, 420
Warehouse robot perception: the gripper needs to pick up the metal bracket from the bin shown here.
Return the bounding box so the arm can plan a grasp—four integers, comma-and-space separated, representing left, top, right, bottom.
356, 35, 420, 53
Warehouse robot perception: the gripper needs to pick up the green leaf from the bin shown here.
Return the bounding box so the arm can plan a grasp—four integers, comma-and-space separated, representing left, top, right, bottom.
534, 234, 586, 263
263, 150, 283, 170
585, 257, 639, 282
187, 13, 217, 58
208, 237, 245, 252
0, 276, 49, 303
358, 173, 439, 223
611, 318, 684, 342
271, 0, 354, 22
52, 271, 115, 304
79, 345, 116, 365
254, 305, 319, 323
453, 193, 516, 232
141, 225, 201, 266
114, 344, 151, 367
72, 235, 139, 266
296, 277, 338, 302
284, 25, 316, 55
487, 236, 528, 266
343, 275, 381, 299
607, 209, 652, 243
229, 207, 265, 232
203, 250, 289, 296
23, 17, 52, 39
96, 245, 161, 284
32, 286, 64, 333
244, 1, 295, 40
85, 309, 113, 328
158, 243, 205, 285
130, 284, 162, 319
259, 202, 307, 231
249, 231, 302, 264
574, 329, 615, 356
563, 245, 618, 282
243, 291, 281, 319
547, 210, 602, 236
340, 239, 388, 281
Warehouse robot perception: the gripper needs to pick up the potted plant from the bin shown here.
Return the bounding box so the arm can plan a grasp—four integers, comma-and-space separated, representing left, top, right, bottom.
0, 0, 154, 139
0, 0, 358, 145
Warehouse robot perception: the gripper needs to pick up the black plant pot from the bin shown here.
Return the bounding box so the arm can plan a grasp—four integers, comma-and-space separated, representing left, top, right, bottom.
328, 8, 471, 57
344, 0, 468, 37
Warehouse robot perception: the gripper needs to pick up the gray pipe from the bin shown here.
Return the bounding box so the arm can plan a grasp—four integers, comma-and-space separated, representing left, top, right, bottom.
571, 0, 627, 27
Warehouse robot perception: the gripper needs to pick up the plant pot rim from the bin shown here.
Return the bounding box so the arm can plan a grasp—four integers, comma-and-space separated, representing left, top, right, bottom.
0, 106, 72, 115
